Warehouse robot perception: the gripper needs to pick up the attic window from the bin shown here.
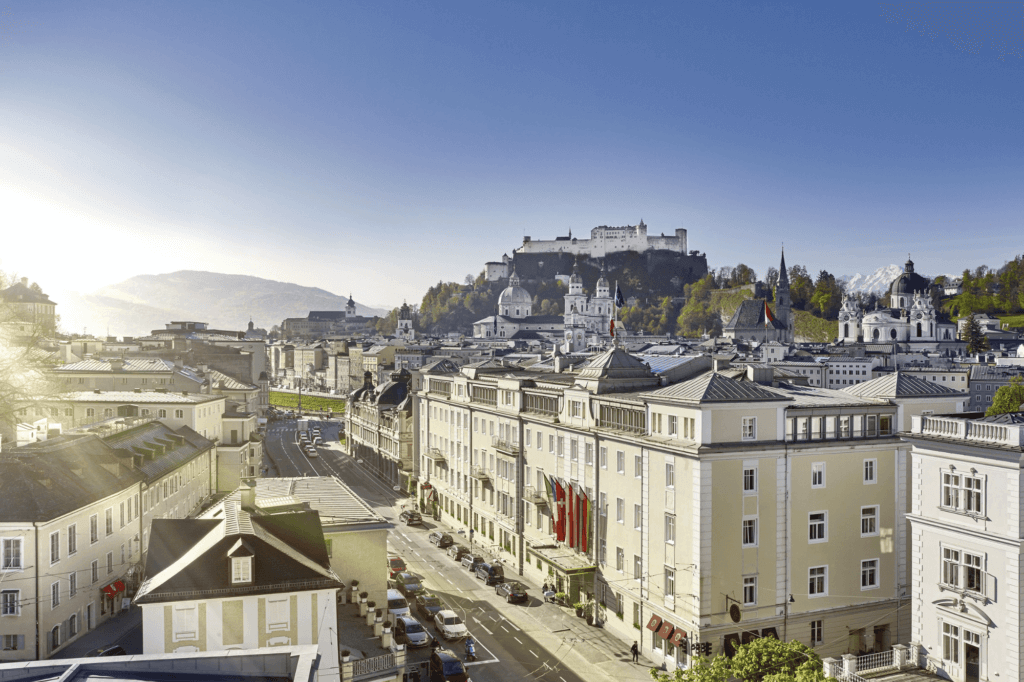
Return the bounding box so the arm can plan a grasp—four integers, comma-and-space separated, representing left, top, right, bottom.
231, 557, 252, 583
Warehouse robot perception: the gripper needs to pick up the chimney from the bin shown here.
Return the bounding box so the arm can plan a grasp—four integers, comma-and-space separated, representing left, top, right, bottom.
20, 277, 28, 286
198, 363, 208, 374
109, 359, 124, 371
712, 356, 731, 372
240, 479, 257, 511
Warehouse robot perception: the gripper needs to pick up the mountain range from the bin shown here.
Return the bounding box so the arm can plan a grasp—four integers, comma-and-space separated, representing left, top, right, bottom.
838, 265, 903, 295
56, 271, 388, 337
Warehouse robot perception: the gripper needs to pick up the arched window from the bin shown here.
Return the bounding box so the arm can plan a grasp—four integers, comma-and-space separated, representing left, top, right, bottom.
51, 625, 60, 651
844, 323, 849, 338
103, 408, 113, 418
158, 409, 167, 418
890, 329, 898, 340
916, 323, 922, 337
69, 614, 77, 637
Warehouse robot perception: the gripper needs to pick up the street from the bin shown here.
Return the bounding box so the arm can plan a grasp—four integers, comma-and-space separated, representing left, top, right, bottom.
263, 417, 650, 682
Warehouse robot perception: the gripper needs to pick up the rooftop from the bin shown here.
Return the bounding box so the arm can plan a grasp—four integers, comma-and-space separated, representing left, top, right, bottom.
63, 390, 225, 404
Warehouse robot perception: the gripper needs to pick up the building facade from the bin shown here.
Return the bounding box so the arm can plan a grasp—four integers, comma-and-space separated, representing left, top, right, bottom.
517, 221, 688, 258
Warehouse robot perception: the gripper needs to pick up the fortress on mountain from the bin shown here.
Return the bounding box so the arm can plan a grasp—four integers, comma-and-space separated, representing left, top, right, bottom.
515, 220, 688, 258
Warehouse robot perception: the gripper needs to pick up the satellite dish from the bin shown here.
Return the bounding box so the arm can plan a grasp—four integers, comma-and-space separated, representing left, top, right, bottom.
730, 604, 741, 623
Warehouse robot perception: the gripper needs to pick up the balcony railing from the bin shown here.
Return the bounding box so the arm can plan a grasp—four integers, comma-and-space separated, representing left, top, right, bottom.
352, 651, 396, 679
594, 418, 646, 435
492, 436, 520, 455
524, 485, 547, 505
423, 448, 447, 462
470, 465, 490, 481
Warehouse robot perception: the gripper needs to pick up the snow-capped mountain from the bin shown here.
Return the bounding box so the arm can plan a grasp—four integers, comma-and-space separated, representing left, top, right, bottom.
838, 265, 903, 295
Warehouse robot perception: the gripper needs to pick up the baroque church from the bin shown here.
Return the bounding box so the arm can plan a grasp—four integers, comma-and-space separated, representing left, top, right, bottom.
723, 249, 794, 343
838, 256, 956, 344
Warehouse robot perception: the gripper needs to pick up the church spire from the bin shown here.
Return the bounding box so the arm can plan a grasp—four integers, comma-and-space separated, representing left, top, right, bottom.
778, 246, 789, 285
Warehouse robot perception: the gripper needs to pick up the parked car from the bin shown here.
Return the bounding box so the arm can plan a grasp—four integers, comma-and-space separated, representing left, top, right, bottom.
415, 593, 445, 620
433, 610, 468, 641
428, 532, 454, 548
404, 512, 423, 526
86, 645, 126, 657
446, 544, 470, 561
386, 589, 411, 618
393, 572, 424, 597
394, 615, 432, 647
474, 562, 504, 585
495, 580, 528, 604
461, 555, 484, 571
387, 556, 407, 577
429, 648, 471, 682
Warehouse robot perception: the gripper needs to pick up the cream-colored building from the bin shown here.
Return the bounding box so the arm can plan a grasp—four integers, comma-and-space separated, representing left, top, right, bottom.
135, 487, 344, 682
347, 370, 415, 491
414, 349, 966, 672
52, 358, 207, 393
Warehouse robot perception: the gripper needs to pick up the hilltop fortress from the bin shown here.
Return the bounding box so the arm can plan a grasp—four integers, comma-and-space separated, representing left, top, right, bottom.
517, 220, 688, 257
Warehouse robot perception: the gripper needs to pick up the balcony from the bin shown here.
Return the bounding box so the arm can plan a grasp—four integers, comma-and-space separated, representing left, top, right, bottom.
524, 485, 547, 505
492, 436, 520, 456
469, 465, 490, 482
423, 448, 447, 463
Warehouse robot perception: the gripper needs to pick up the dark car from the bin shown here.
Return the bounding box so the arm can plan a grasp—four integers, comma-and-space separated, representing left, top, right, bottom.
405, 511, 423, 526
393, 572, 424, 597
446, 544, 470, 561
496, 580, 528, 604
461, 555, 484, 571
429, 648, 470, 682
394, 615, 432, 648
86, 645, 127, 657
416, 593, 445, 620
475, 562, 504, 585
428, 532, 454, 549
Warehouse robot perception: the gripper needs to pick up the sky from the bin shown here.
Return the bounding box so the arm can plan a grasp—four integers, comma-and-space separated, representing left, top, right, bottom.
1, 1, 1022, 311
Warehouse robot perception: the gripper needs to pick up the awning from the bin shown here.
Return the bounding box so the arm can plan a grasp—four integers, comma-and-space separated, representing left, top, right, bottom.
646, 615, 663, 632
102, 580, 126, 598
658, 621, 675, 640
669, 629, 688, 647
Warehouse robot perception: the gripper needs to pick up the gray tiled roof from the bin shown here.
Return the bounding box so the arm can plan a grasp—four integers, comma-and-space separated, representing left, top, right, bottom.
649, 371, 790, 404
104, 423, 216, 483
65, 390, 223, 404
725, 299, 786, 331
842, 372, 965, 398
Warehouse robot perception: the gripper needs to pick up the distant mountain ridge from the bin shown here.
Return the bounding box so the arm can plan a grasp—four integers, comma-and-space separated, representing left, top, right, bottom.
838, 265, 903, 295
57, 271, 387, 337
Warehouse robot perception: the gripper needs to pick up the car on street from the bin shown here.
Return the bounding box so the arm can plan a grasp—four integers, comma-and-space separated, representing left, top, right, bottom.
394, 615, 432, 648
387, 556, 407, 577
474, 562, 504, 585
432, 610, 468, 641
305, 445, 318, 458
85, 645, 127, 657
392, 572, 424, 597
446, 544, 470, 562
404, 511, 423, 526
429, 649, 471, 682
415, 593, 445, 620
428, 532, 454, 549
460, 555, 484, 571
495, 580, 529, 604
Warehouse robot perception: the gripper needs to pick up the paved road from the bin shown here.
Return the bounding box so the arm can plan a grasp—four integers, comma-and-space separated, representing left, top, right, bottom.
263, 418, 637, 682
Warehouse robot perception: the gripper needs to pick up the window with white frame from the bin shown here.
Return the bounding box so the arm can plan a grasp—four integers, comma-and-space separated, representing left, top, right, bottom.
941, 471, 984, 514
633, 555, 642, 581
599, 492, 607, 516
173, 604, 198, 640
67, 524, 76, 556
942, 622, 960, 663
585, 443, 594, 465
633, 504, 642, 530
49, 531, 59, 565
50, 581, 59, 609
743, 576, 757, 605
863, 459, 876, 484
942, 547, 985, 594
600, 447, 607, 469
1, 590, 18, 616
616, 498, 625, 524
1, 538, 22, 570
742, 518, 758, 547
808, 566, 827, 597
808, 512, 827, 543
665, 461, 675, 487
811, 462, 825, 488
861, 506, 879, 537
616, 547, 624, 572
90, 515, 98, 544
232, 557, 252, 583
616, 451, 625, 474
525, 429, 531, 447
665, 514, 675, 543
665, 567, 675, 599
668, 415, 678, 436
860, 559, 878, 589
743, 466, 757, 493
742, 417, 756, 440
810, 620, 823, 646
69, 571, 76, 598
634, 454, 642, 478
91, 560, 98, 584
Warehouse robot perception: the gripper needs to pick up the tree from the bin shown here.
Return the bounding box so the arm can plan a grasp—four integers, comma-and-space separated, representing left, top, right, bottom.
676, 275, 723, 337
809, 270, 844, 319
961, 313, 990, 354
464, 274, 475, 286
787, 265, 814, 311
986, 376, 1024, 416
649, 653, 730, 682
730, 636, 822, 682
765, 267, 779, 300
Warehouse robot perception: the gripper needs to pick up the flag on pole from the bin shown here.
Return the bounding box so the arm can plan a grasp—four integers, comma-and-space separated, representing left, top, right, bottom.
567, 483, 576, 549
610, 319, 615, 336
554, 479, 567, 542
614, 284, 625, 308
764, 301, 776, 326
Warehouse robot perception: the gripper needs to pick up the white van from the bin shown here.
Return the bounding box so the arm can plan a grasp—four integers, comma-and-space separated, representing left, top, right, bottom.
386, 589, 411, 618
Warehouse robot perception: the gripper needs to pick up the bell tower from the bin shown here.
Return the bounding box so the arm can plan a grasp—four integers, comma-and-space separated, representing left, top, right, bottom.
775, 247, 792, 341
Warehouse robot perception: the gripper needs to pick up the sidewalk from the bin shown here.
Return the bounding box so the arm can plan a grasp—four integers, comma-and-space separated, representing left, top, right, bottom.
52, 607, 141, 659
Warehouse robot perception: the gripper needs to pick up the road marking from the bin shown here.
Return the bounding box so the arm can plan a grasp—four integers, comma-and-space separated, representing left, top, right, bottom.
476, 622, 493, 635
502, 617, 520, 631
456, 587, 463, 592
500, 625, 508, 632
530, 650, 539, 658
514, 636, 523, 644
560, 677, 568, 682
445, 578, 453, 584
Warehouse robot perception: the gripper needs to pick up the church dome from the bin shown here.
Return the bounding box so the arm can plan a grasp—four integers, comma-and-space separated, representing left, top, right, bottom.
498, 267, 531, 314
892, 256, 929, 296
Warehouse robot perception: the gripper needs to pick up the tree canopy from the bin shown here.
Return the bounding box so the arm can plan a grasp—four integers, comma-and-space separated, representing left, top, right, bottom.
649, 637, 826, 682
986, 375, 1024, 417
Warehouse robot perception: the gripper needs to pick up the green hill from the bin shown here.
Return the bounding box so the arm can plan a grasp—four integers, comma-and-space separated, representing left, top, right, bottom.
794, 310, 837, 343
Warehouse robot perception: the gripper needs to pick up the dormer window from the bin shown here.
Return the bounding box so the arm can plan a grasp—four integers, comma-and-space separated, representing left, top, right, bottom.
232, 557, 252, 583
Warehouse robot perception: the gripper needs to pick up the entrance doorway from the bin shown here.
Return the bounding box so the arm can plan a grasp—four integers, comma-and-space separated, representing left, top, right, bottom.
964, 630, 981, 682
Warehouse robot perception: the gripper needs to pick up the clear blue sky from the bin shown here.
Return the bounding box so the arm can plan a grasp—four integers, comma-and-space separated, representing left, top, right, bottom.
2, 1, 1021, 309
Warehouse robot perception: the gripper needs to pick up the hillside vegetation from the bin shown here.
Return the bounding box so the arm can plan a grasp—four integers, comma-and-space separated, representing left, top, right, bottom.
794, 311, 838, 343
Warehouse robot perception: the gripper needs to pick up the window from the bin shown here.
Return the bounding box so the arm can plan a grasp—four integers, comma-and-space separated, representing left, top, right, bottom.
742, 417, 756, 440
68, 525, 78, 555
616, 498, 625, 524
743, 577, 757, 605
861, 559, 878, 590
941, 472, 984, 515
634, 454, 642, 478
119, 502, 125, 528
665, 568, 675, 599
158, 409, 167, 418
942, 547, 985, 594
49, 531, 60, 564
175, 409, 184, 419
668, 415, 678, 436
599, 492, 607, 516
599, 539, 607, 564
942, 623, 960, 663
600, 447, 607, 469
811, 462, 825, 488
105, 509, 113, 536
616, 547, 624, 572
665, 462, 675, 487
1, 538, 22, 570
861, 506, 879, 537
173, 605, 198, 640
106, 552, 113, 575
585, 443, 594, 465
810, 620, 823, 646
743, 467, 757, 493
633, 555, 642, 581
90, 515, 98, 544
839, 416, 850, 438
880, 415, 893, 435
91, 560, 98, 584
570, 440, 578, 461
1, 590, 18, 616
232, 557, 252, 583
549, 435, 554, 453
267, 598, 289, 631
634, 504, 642, 530
808, 566, 827, 597
50, 581, 60, 609
665, 514, 675, 544
69, 572, 77, 598
616, 451, 625, 474
808, 512, 827, 543
742, 518, 758, 547
69, 613, 77, 637
863, 459, 876, 484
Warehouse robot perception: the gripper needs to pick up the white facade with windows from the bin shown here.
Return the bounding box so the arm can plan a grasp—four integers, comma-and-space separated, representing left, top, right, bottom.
904, 413, 1023, 682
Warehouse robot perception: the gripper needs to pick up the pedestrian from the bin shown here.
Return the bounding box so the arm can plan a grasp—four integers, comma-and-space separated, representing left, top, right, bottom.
630, 641, 639, 663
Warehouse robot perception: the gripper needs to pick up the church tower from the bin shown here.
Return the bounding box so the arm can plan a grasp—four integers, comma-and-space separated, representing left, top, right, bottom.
396, 301, 415, 341
775, 248, 793, 341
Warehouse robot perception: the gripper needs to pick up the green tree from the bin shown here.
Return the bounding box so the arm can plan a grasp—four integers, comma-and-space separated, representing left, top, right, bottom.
730, 636, 822, 682
986, 376, 1024, 416
676, 275, 722, 337
649, 653, 731, 682
787, 265, 814, 311
809, 270, 844, 319
961, 313, 990, 354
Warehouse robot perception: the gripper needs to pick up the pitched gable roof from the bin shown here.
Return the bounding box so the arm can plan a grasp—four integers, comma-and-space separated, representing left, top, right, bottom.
725, 299, 786, 331
842, 372, 966, 399
649, 371, 790, 404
